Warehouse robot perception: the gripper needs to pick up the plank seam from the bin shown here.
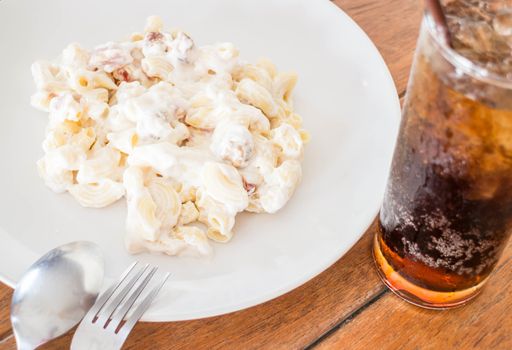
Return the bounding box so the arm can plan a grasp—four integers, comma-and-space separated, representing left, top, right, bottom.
0, 329, 13, 344
304, 287, 389, 349
0, 333, 13, 346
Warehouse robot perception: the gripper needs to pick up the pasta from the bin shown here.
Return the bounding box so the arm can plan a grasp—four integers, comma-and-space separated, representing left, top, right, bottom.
178, 201, 200, 225
31, 16, 309, 257
68, 180, 125, 208
236, 78, 278, 118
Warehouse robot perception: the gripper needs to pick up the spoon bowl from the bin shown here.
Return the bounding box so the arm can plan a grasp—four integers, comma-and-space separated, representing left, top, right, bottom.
10, 241, 104, 350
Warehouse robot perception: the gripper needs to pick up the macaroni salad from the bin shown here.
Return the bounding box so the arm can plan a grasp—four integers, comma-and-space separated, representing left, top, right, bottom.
31, 16, 309, 256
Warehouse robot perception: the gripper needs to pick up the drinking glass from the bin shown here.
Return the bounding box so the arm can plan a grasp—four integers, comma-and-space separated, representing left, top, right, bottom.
373, 4, 512, 309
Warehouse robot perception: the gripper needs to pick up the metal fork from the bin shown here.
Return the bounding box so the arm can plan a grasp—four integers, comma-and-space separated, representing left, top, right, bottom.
71, 262, 170, 350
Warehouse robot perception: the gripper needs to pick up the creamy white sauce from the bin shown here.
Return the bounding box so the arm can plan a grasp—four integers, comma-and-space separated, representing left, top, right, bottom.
31, 16, 308, 257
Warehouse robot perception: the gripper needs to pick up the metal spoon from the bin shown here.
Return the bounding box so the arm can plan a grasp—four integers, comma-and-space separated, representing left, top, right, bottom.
10, 241, 104, 350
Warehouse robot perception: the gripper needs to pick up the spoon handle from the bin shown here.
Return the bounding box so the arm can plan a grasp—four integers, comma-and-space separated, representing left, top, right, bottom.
13, 333, 36, 350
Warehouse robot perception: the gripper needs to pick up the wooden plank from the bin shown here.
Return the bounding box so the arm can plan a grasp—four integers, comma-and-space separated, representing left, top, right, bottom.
333, 0, 422, 94
0, 335, 15, 350
315, 240, 512, 350
0, 285, 12, 342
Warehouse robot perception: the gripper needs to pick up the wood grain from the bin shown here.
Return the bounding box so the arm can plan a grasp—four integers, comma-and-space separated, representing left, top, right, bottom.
0, 334, 14, 350
333, 0, 423, 93
315, 240, 512, 350
17, 221, 384, 350
0, 287, 12, 342
0, 0, 423, 349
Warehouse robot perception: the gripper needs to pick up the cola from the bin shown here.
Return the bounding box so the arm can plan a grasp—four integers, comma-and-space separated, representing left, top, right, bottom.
374, 0, 512, 307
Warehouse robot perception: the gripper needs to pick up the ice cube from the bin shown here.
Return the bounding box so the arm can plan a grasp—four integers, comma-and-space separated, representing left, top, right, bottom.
439, 1, 512, 76
444, 0, 492, 22
493, 9, 512, 36
484, 0, 512, 14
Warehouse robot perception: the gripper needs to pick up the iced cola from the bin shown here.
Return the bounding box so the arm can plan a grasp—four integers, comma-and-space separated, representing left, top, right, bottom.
374, 0, 512, 308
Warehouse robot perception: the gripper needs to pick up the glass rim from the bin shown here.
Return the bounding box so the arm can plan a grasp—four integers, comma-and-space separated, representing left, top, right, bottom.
424, 9, 512, 90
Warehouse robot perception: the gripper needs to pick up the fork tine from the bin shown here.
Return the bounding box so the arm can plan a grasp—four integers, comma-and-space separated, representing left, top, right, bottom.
83, 261, 138, 323
117, 272, 171, 339
95, 263, 149, 327
110, 266, 159, 331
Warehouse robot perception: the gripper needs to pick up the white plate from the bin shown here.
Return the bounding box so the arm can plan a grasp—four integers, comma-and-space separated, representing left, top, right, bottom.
0, 0, 400, 321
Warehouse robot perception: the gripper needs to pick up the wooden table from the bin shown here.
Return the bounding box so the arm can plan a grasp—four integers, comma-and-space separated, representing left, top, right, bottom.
2, 1, 512, 349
